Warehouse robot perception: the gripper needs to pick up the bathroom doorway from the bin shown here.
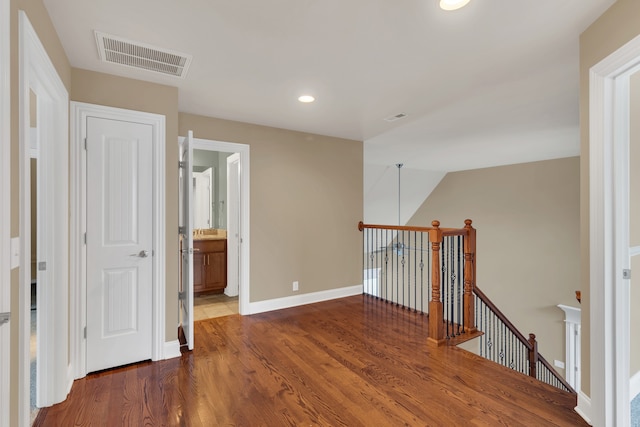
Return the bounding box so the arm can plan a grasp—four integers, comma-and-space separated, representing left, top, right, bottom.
191, 148, 238, 320
178, 135, 250, 345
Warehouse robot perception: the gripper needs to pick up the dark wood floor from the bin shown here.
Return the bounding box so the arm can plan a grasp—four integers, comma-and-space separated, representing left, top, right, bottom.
34, 295, 587, 426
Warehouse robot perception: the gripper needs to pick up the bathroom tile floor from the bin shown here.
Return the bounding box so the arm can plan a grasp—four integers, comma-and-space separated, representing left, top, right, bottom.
194, 293, 238, 320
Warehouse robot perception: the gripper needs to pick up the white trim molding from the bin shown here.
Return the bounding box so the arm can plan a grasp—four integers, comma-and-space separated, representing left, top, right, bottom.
70, 102, 166, 379
588, 32, 640, 427
557, 304, 581, 392
576, 391, 593, 426
19, 11, 71, 424
248, 285, 363, 315
163, 340, 182, 360
0, 0, 11, 425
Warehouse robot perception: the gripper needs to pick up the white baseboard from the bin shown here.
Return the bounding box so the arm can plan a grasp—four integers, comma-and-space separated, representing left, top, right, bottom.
575, 391, 593, 426
631, 370, 640, 401
163, 340, 182, 360
248, 285, 363, 315
65, 364, 74, 396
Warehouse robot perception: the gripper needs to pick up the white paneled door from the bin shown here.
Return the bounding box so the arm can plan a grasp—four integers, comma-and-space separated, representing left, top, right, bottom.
179, 131, 194, 350
225, 153, 240, 297
86, 117, 153, 373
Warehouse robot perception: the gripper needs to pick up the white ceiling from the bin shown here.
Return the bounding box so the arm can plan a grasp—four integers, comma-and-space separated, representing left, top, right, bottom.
42, 0, 615, 221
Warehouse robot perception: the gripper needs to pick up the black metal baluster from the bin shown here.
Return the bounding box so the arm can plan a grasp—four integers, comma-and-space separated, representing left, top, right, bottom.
420, 232, 424, 314
482, 301, 487, 358
384, 228, 388, 302
394, 231, 398, 305
457, 236, 462, 335
427, 237, 431, 315
501, 323, 504, 367
376, 228, 380, 298
370, 228, 374, 297
403, 230, 406, 308
413, 231, 422, 313
363, 228, 366, 296
448, 237, 453, 338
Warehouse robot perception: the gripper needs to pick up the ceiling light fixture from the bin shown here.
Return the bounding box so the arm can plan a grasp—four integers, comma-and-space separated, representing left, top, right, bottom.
298, 95, 315, 103
439, 0, 471, 11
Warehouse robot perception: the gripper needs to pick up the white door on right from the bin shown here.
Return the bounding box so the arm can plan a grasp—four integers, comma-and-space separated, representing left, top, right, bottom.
225, 153, 240, 297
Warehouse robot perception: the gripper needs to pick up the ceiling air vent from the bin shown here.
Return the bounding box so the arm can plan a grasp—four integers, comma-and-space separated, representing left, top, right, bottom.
94, 31, 192, 79
384, 112, 408, 122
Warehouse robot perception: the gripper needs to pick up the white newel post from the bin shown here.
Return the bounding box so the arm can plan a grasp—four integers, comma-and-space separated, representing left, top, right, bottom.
558, 304, 581, 391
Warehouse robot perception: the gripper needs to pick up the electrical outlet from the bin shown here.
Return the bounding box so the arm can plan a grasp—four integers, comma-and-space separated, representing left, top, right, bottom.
293, 281, 299, 292
554, 360, 565, 369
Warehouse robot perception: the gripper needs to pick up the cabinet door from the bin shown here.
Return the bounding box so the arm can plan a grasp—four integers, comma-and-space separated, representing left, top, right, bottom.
193, 252, 206, 293
208, 251, 226, 290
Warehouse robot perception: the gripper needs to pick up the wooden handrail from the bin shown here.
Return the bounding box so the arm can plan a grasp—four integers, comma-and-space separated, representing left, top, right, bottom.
538, 353, 575, 393
474, 286, 532, 350
358, 221, 468, 236
359, 219, 476, 345
474, 286, 575, 393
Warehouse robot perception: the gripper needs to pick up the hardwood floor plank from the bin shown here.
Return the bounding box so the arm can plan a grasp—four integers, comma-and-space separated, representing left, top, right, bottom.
35, 295, 587, 426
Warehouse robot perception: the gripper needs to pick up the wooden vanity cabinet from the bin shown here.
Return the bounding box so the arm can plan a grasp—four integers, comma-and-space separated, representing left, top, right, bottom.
193, 239, 227, 294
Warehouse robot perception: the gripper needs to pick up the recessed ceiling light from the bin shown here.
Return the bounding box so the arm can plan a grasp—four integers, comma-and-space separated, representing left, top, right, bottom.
298, 95, 315, 103
439, 0, 471, 11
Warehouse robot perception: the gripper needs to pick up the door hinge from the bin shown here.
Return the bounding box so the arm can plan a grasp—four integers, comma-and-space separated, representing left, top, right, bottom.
38, 261, 46, 271
83, 326, 87, 339
178, 291, 186, 301
84, 138, 87, 150
623, 269, 631, 279
179, 160, 186, 169
178, 226, 186, 235
84, 233, 87, 244
0, 312, 9, 326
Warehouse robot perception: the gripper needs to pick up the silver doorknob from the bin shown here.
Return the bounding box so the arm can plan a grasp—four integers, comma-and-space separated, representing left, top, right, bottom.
131, 250, 149, 258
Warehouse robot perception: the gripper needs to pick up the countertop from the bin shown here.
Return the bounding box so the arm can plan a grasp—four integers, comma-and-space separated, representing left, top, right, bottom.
193, 229, 227, 241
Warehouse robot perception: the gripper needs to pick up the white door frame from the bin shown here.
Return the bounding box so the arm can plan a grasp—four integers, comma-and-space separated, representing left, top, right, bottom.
0, 0, 11, 425
19, 10, 71, 423
188, 137, 250, 315
586, 32, 640, 427
70, 102, 166, 379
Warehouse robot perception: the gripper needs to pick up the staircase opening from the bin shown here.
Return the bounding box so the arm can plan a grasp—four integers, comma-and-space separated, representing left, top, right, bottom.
359, 219, 574, 394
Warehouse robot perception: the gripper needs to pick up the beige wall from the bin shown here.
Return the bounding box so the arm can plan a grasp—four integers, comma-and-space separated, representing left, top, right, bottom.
579, 0, 640, 396
9, 1, 72, 425
179, 113, 363, 302
71, 68, 179, 342
408, 157, 580, 376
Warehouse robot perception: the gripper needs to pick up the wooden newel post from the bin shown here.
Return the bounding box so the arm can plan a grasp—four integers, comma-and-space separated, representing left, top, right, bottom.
528, 333, 538, 379
463, 219, 476, 333
428, 220, 445, 345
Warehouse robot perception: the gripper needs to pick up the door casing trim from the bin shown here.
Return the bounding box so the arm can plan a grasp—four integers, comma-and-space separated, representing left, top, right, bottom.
585, 31, 640, 427
70, 102, 166, 379
19, 11, 70, 422
187, 137, 251, 315
0, 0, 10, 425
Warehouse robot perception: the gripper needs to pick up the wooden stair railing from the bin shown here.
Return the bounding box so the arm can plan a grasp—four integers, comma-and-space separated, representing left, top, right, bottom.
474, 286, 575, 393
359, 218, 574, 394
358, 219, 476, 345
